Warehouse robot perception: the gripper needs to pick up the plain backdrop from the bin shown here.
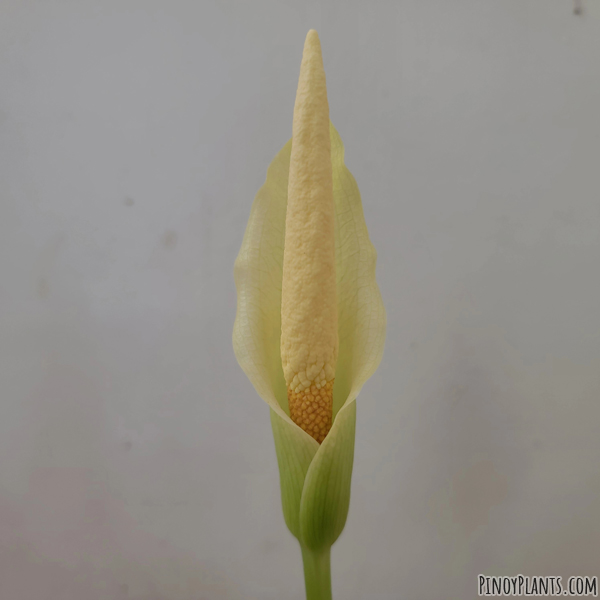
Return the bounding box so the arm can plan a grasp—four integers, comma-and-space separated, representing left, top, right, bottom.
1, 1, 599, 599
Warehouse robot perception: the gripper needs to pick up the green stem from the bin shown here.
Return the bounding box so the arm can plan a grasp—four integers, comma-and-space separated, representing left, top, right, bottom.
300, 544, 332, 600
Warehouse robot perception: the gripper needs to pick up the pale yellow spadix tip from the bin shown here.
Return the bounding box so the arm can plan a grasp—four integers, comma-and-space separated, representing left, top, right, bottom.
280, 30, 338, 443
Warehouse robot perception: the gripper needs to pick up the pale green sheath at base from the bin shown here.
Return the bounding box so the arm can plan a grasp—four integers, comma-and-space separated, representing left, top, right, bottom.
271, 398, 356, 551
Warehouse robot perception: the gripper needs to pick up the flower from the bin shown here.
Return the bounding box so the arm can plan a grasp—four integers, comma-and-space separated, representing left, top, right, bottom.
233, 29, 385, 598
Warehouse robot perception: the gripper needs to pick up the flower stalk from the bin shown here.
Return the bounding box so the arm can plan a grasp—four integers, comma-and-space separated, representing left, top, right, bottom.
301, 545, 332, 600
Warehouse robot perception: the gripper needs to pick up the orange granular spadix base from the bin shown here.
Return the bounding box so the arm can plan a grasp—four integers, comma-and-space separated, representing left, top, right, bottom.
288, 380, 334, 444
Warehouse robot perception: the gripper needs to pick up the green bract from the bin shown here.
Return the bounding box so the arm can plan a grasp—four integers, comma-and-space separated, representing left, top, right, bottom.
233, 122, 385, 554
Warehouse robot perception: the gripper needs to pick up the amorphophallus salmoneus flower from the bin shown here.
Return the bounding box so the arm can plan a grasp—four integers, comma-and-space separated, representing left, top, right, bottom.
233, 29, 385, 600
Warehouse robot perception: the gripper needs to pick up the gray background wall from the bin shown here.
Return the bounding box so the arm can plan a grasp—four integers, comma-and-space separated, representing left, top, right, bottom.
1, 1, 599, 599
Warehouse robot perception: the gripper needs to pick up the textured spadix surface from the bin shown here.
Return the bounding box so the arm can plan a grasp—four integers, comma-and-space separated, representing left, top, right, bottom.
282, 30, 338, 445
233, 122, 386, 548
